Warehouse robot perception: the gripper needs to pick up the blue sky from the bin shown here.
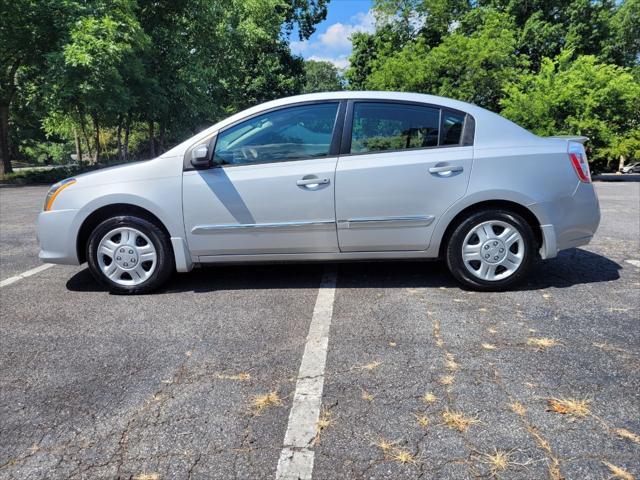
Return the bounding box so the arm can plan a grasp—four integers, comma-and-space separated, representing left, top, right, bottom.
289, 0, 374, 69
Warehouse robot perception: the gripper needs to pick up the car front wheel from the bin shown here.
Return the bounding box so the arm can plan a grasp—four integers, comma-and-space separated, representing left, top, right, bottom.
445, 210, 536, 291
87, 215, 174, 294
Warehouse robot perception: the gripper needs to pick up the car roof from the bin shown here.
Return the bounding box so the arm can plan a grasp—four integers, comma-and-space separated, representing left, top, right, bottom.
162, 91, 539, 158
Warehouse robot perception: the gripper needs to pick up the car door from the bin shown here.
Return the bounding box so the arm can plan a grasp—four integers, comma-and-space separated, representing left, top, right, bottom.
182, 101, 344, 257
335, 100, 474, 252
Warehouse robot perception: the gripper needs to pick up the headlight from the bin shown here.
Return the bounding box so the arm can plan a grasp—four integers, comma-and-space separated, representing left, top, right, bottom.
44, 178, 76, 211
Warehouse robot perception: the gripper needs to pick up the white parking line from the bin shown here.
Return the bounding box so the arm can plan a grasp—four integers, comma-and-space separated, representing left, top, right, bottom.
276, 268, 337, 480
0, 264, 55, 288
625, 259, 640, 268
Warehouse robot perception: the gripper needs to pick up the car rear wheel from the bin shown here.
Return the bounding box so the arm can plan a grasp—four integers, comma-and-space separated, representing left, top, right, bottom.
87, 216, 174, 294
445, 209, 536, 291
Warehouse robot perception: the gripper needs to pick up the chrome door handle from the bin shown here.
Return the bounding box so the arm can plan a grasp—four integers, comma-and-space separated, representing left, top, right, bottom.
429, 165, 463, 174
297, 177, 330, 186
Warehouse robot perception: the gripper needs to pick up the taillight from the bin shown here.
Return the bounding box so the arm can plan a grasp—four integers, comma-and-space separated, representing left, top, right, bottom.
569, 145, 591, 183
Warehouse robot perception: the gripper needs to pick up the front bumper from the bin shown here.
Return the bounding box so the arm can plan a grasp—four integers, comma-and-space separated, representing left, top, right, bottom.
36, 209, 81, 265
532, 181, 600, 259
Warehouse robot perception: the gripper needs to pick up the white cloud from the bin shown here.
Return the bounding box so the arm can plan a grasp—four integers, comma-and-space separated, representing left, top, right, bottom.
318, 10, 375, 50
291, 9, 375, 67
308, 55, 350, 70
289, 40, 309, 55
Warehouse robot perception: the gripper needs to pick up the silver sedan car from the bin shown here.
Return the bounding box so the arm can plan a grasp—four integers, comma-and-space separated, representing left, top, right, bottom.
37, 92, 600, 293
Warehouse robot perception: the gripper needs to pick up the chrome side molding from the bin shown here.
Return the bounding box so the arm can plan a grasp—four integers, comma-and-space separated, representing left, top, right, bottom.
337, 215, 435, 229
192, 215, 435, 234
191, 220, 335, 235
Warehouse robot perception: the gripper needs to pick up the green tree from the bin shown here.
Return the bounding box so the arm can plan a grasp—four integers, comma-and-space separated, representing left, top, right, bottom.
364, 10, 525, 111
375, 0, 471, 47
45, 0, 147, 163
133, 0, 317, 155
346, 24, 411, 90
478, 0, 618, 68
284, 0, 330, 39
603, 0, 640, 67
0, 0, 74, 173
303, 60, 344, 93
2, 0, 328, 171
501, 52, 640, 167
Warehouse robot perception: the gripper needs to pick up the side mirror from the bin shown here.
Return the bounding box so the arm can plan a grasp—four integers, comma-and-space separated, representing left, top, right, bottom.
190, 145, 211, 169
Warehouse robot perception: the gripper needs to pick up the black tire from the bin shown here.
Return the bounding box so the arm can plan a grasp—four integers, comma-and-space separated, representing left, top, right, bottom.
445, 209, 536, 291
87, 215, 174, 294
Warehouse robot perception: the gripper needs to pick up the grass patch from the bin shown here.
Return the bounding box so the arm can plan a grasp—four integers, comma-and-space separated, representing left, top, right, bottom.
602, 461, 635, 480
445, 353, 459, 371
614, 428, 640, 444
361, 390, 374, 402
439, 375, 454, 386
547, 398, 590, 418
355, 360, 380, 371
422, 392, 437, 404
527, 337, 561, 350
313, 408, 333, 444
250, 391, 282, 415
484, 449, 509, 473
390, 447, 418, 465
373, 439, 419, 466
373, 438, 398, 454
216, 372, 251, 381
476, 449, 531, 477
442, 409, 480, 432
509, 401, 526, 416
414, 413, 430, 428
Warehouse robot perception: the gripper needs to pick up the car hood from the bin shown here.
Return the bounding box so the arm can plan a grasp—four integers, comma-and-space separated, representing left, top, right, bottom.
71, 157, 181, 188
74, 160, 151, 180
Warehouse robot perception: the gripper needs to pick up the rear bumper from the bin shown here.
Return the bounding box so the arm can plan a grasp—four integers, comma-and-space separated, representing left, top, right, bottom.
36, 209, 81, 265
532, 182, 600, 259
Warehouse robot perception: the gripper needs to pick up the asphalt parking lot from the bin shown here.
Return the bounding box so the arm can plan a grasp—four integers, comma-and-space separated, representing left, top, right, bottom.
1, 183, 639, 480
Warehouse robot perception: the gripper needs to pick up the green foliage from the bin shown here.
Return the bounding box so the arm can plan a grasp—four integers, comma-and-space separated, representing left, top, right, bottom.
366, 10, 525, 111
501, 52, 640, 163
303, 60, 344, 93
1, 0, 328, 173
0, 164, 102, 185
347, 0, 640, 166
20, 141, 74, 165
346, 24, 411, 90
283, 0, 330, 39
4, 0, 640, 172
604, 0, 640, 67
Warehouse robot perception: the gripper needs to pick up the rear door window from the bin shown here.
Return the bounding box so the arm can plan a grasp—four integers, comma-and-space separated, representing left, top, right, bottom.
349, 102, 440, 154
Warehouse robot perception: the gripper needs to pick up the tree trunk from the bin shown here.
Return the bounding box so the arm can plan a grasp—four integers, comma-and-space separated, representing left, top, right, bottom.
148, 120, 156, 158
159, 122, 166, 154
73, 127, 82, 165
116, 115, 123, 162
79, 116, 93, 162
92, 113, 101, 163
0, 103, 12, 174
618, 154, 626, 173
1, 62, 19, 175
124, 113, 131, 161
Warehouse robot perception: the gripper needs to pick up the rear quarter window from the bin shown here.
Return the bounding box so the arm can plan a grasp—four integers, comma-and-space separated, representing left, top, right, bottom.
440, 110, 466, 146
